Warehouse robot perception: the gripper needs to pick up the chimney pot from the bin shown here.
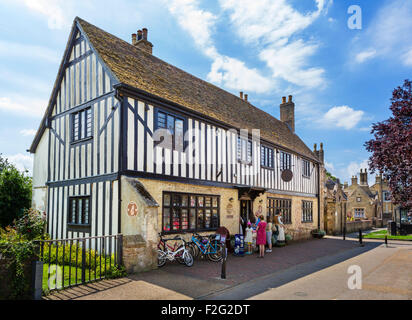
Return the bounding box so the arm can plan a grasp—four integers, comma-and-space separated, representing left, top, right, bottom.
142, 28, 148, 40
240, 92, 243, 99
314, 143, 317, 152
132, 33, 137, 45
244, 94, 248, 102
288, 95, 292, 103
282, 96, 286, 104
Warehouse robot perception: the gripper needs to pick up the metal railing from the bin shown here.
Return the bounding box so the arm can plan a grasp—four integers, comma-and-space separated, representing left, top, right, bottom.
34, 234, 123, 293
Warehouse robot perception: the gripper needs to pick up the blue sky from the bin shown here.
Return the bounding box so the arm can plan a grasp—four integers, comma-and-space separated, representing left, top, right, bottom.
0, 0, 411, 185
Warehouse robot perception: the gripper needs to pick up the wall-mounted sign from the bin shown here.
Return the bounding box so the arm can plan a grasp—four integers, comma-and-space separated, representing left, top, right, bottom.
127, 201, 138, 217
281, 169, 293, 182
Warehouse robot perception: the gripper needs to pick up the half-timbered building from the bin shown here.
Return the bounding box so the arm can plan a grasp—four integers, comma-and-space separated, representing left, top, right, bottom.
30, 18, 324, 271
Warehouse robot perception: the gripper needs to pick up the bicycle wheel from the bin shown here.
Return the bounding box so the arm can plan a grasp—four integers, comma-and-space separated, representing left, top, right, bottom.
157, 249, 167, 267
208, 242, 223, 262
183, 250, 194, 267
187, 242, 200, 259
175, 245, 186, 265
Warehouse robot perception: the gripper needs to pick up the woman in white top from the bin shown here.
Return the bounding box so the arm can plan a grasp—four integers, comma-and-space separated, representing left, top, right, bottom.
274, 210, 285, 243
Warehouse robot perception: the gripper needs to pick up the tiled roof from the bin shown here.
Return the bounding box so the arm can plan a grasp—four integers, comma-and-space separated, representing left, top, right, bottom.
77, 18, 319, 162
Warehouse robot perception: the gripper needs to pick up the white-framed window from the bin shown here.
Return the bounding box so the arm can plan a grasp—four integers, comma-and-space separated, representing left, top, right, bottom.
302, 159, 311, 177
354, 208, 365, 218
356, 197, 361, 202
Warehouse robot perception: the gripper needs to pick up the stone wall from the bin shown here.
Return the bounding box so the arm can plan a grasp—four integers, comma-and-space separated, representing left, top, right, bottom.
138, 178, 320, 242
345, 220, 373, 234
120, 177, 159, 273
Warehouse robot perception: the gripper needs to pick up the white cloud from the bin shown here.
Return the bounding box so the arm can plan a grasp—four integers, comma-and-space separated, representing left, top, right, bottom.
20, 129, 37, 137
207, 56, 273, 93
0, 96, 47, 118
18, 0, 70, 30
401, 48, 412, 66
355, 49, 377, 63
0, 40, 60, 64
352, 0, 412, 66
5, 153, 33, 174
325, 161, 335, 172
321, 105, 364, 130
166, 0, 272, 93
259, 40, 325, 88
221, 0, 327, 88
167, 0, 218, 59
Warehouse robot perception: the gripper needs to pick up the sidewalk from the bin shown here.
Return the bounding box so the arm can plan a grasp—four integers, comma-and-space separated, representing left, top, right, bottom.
250, 241, 412, 300
44, 237, 382, 300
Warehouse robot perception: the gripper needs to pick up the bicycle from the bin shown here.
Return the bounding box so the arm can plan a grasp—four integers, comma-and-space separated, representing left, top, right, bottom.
157, 235, 194, 267
158, 233, 186, 265
187, 232, 223, 262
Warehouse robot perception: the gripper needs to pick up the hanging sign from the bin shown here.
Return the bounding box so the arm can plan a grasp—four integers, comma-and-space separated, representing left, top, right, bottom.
127, 201, 138, 216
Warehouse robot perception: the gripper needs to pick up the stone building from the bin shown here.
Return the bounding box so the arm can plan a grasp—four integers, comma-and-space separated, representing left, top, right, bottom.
30, 17, 325, 273
343, 169, 394, 227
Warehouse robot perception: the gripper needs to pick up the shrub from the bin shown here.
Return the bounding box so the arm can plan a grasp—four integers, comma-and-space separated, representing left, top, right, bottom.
0, 227, 37, 299
14, 208, 47, 241
0, 156, 32, 228
41, 242, 115, 270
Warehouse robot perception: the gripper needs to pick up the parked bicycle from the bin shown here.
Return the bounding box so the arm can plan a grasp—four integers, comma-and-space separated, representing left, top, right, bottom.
187, 232, 223, 262
157, 235, 194, 267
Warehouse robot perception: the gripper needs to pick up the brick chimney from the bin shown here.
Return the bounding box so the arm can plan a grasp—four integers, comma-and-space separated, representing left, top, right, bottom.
359, 168, 368, 186
351, 175, 358, 186
132, 28, 153, 54
280, 95, 295, 132
312, 143, 324, 163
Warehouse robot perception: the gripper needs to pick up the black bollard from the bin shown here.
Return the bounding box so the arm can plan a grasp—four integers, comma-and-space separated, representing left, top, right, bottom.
385, 235, 388, 247
359, 229, 363, 246
221, 242, 226, 279
343, 226, 346, 241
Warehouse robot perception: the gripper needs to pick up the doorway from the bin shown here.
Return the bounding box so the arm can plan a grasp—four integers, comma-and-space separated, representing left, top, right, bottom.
240, 199, 252, 234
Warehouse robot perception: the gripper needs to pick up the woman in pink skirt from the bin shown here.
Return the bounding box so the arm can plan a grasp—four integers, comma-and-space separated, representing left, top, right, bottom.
256, 215, 267, 258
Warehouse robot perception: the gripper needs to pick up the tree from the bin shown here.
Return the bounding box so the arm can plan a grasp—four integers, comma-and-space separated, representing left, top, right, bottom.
365, 79, 412, 210
0, 155, 32, 227
325, 171, 338, 182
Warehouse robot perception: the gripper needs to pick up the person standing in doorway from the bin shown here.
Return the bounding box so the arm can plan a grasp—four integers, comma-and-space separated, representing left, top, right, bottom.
256, 215, 267, 258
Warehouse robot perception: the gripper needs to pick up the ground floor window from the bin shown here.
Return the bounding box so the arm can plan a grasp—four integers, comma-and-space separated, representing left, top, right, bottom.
302, 201, 313, 222
354, 208, 365, 219
267, 198, 292, 224
68, 196, 91, 232
162, 192, 220, 233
